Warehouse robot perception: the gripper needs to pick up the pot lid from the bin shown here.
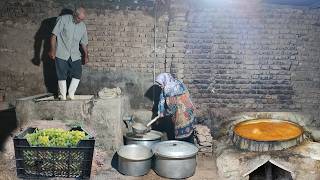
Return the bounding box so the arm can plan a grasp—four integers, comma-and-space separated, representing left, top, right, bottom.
125, 130, 163, 140
152, 140, 198, 158
118, 144, 153, 160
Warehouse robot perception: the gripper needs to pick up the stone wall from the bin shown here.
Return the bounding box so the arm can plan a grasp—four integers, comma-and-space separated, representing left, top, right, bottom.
0, 0, 319, 130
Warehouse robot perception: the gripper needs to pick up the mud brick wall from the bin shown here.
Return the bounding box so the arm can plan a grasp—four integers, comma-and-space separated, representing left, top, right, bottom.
167, 0, 320, 128
0, 0, 319, 128
0, 0, 168, 109
79, 7, 168, 108
86, 11, 167, 72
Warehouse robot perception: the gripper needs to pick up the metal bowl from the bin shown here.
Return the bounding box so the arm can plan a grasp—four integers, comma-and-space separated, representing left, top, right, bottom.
132, 122, 150, 134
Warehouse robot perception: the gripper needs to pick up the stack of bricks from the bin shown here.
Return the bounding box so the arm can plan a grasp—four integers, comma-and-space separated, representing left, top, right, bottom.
194, 124, 213, 155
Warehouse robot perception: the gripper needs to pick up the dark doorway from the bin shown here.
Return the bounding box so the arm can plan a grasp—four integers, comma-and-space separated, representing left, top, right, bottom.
249, 161, 293, 180
0, 105, 17, 151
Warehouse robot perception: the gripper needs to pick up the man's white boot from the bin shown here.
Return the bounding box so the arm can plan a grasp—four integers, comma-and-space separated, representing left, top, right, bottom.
68, 78, 80, 100
58, 80, 67, 100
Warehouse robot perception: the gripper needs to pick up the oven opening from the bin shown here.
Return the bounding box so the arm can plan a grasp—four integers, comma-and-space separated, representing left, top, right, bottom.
249, 161, 293, 180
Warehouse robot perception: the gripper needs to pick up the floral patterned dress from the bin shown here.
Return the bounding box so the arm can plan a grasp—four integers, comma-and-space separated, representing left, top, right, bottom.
158, 80, 195, 139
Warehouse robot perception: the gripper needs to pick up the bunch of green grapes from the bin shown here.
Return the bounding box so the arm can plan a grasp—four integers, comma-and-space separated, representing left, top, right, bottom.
25, 128, 87, 147
67, 131, 86, 146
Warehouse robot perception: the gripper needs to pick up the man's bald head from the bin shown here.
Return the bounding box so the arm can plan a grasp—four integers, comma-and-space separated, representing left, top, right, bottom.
74, 6, 86, 23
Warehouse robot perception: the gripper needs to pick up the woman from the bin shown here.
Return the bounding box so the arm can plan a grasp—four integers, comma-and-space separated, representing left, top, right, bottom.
154, 73, 195, 143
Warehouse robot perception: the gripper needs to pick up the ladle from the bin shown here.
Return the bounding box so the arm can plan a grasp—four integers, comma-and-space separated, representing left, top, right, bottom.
132, 115, 160, 134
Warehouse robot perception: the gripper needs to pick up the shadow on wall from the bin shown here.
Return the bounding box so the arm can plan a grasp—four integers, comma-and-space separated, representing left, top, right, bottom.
31, 8, 74, 97
144, 84, 162, 117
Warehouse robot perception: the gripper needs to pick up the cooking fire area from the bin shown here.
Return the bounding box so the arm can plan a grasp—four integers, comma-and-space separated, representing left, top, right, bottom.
2, 94, 320, 179
215, 112, 320, 180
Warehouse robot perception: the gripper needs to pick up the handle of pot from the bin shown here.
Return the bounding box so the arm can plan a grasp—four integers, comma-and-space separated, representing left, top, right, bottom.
123, 115, 133, 132
146, 115, 160, 127
153, 152, 159, 157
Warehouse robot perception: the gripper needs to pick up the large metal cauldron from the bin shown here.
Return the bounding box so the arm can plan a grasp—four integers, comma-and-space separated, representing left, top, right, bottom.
152, 140, 199, 179
233, 119, 304, 151
124, 130, 163, 149
117, 144, 153, 176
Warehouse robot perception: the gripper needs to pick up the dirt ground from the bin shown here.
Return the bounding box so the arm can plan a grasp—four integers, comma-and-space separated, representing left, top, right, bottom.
91, 154, 218, 180
0, 120, 220, 180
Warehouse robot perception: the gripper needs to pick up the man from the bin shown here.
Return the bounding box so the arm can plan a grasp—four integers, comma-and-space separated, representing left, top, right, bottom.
49, 6, 88, 100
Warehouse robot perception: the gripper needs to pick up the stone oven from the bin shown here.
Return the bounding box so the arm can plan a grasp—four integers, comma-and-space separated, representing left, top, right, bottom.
249, 161, 293, 180
215, 112, 320, 180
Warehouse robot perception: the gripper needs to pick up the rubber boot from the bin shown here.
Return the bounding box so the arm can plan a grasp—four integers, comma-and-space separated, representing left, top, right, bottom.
68, 78, 80, 100
58, 80, 67, 100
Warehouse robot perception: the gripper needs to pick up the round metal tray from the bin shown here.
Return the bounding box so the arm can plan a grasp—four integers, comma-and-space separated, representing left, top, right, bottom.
233, 119, 303, 142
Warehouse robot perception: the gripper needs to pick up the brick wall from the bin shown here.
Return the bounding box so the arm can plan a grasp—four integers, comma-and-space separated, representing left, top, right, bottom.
86, 10, 168, 73
167, 0, 320, 128
0, 0, 167, 108
0, 0, 319, 127
79, 5, 168, 108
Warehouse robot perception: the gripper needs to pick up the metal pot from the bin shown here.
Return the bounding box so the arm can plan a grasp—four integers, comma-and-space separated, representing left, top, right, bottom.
152, 140, 199, 179
117, 144, 153, 176
124, 130, 163, 149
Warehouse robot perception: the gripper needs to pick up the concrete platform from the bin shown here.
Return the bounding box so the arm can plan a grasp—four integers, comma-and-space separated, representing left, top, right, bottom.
15, 94, 130, 155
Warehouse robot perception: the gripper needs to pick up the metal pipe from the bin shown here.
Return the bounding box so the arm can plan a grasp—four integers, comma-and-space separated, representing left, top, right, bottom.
153, 0, 157, 105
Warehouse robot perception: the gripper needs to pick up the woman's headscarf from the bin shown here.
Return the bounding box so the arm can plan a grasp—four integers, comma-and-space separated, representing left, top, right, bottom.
155, 73, 179, 94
